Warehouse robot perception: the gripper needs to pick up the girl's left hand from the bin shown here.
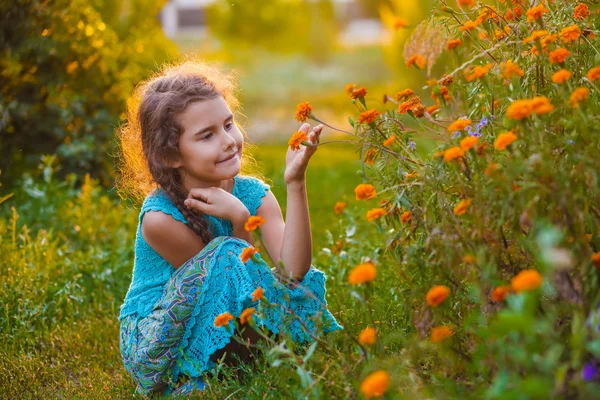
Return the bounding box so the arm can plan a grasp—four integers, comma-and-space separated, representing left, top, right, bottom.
284, 123, 322, 185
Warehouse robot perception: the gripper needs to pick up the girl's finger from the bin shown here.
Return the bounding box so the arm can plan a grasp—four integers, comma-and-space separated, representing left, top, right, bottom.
184, 198, 210, 213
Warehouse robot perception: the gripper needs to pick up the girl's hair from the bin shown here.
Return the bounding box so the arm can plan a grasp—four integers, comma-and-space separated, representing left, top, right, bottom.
116, 58, 263, 243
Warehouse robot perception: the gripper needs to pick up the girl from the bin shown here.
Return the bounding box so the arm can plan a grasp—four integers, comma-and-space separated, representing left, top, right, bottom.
116, 60, 343, 396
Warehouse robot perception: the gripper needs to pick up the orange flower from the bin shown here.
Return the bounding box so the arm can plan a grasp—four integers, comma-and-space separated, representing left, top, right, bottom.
492, 286, 511, 302
569, 87, 589, 108
460, 136, 478, 151
431, 326, 453, 343
365, 148, 378, 165
334, 201, 347, 215
587, 66, 600, 82
405, 171, 419, 181
552, 69, 571, 84
240, 246, 258, 263
459, 19, 479, 31
251, 287, 264, 301
530, 96, 554, 115
443, 146, 465, 162
214, 312, 234, 327
453, 199, 472, 216
494, 131, 517, 150
560, 25, 581, 43
523, 29, 549, 43
244, 215, 266, 232
359, 109, 381, 124
458, 0, 474, 7
502, 60, 524, 80
288, 130, 308, 150
447, 39, 462, 50
426, 104, 439, 115
355, 183, 377, 200
383, 135, 396, 147
400, 210, 412, 224
549, 48, 571, 64
526, 4, 549, 22
426, 285, 450, 307
295, 102, 313, 122
345, 83, 357, 95
240, 307, 255, 324
358, 327, 377, 345
485, 163, 499, 176
398, 96, 423, 114
360, 370, 390, 399
511, 269, 543, 293
507, 99, 533, 120
447, 119, 471, 132
592, 252, 600, 268
348, 261, 377, 285
367, 208, 387, 222
350, 87, 367, 100
466, 64, 493, 81
406, 54, 427, 69
395, 89, 415, 101
393, 18, 408, 29
574, 3, 590, 20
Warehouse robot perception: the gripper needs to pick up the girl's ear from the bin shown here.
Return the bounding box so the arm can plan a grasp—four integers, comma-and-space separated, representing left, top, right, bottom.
162, 153, 183, 169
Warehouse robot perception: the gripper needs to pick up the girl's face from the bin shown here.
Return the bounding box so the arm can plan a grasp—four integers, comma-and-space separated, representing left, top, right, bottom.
172, 96, 244, 190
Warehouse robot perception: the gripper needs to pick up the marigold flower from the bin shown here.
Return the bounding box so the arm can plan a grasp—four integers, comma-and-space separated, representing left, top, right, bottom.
502, 60, 524, 80
460, 136, 478, 151
549, 48, 571, 64
530, 96, 554, 115
574, 3, 590, 20
443, 146, 465, 162
463, 255, 477, 264
453, 199, 472, 216
541, 34, 557, 50
355, 183, 377, 200
365, 148, 378, 165
405, 171, 419, 181
587, 66, 600, 82
214, 312, 234, 327
511, 269, 543, 293
360, 370, 390, 399
240, 246, 258, 263
526, 4, 549, 22
348, 261, 377, 284
484, 163, 499, 176
406, 54, 427, 69
244, 215, 266, 232
395, 89, 415, 101
507, 99, 533, 120
367, 208, 387, 222
426, 104, 439, 115
458, 0, 474, 7
350, 87, 367, 100
592, 252, 600, 268
383, 135, 396, 147
447, 39, 462, 50
552, 69, 571, 84
569, 87, 589, 108
393, 18, 408, 29
251, 287, 264, 301
358, 327, 377, 345
447, 119, 471, 132
240, 307, 255, 324
523, 30, 549, 43
560, 25, 581, 43
400, 210, 412, 224
459, 19, 479, 31
466, 64, 493, 81
359, 109, 381, 124
334, 201, 347, 215
345, 83, 357, 95
431, 326, 453, 343
492, 286, 511, 302
494, 131, 517, 150
398, 96, 423, 114
288, 130, 308, 150
426, 285, 450, 307
295, 102, 313, 122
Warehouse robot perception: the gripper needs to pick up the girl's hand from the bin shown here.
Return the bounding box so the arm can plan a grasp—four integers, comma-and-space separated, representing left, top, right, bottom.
184, 187, 250, 225
284, 123, 322, 185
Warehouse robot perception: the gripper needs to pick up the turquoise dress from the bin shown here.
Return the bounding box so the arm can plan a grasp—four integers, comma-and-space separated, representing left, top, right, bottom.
118, 175, 343, 395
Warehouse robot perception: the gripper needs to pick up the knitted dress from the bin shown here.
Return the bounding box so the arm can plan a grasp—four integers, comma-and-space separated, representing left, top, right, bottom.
118, 175, 343, 395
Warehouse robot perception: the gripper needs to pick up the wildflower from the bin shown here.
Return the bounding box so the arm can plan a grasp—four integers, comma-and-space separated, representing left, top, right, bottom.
406, 54, 427, 69
431, 326, 453, 343
460, 136, 478, 151
350, 87, 367, 100
447, 39, 462, 50
441, 74, 454, 86
541, 34, 557, 50
355, 183, 377, 200
502, 60, 524, 80
365, 148, 378, 165
345, 83, 357, 95
485, 163, 499, 176
591, 252, 600, 268
426, 285, 450, 307
405, 171, 419, 181
348, 261, 377, 284
214, 312, 234, 327
396, 89, 415, 101
359, 109, 381, 124
240, 307, 255, 324
574, 3, 590, 20
240, 246, 258, 263
408, 141, 417, 151
582, 362, 600, 382
251, 287, 264, 301
459, 20, 479, 31
360, 370, 390, 399
426, 104, 439, 115
466, 64, 493, 81
453, 199, 472, 216
569, 87, 589, 108
367, 208, 387, 221
393, 18, 408, 29
295, 102, 313, 122
552, 69, 571, 84
587, 66, 600, 82
561, 25, 581, 43
507, 100, 533, 120
530, 96, 554, 115
398, 96, 423, 114
288, 130, 308, 150
511, 269, 543, 293
334, 201, 347, 215
492, 286, 511, 302
494, 131, 517, 150
549, 48, 571, 64
383, 135, 396, 147
458, 0, 474, 7
244, 215, 266, 232
443, 146, 465, 162
523, 30, 549, 43
358, 327, 377, 345
526, 4, 549, 23
400, 211, 412, 224
447, 119, 471, 133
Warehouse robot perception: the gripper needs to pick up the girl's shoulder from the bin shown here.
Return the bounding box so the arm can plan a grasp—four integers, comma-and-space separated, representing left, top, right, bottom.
140, 188, 187, 224
234, 175, 271, 216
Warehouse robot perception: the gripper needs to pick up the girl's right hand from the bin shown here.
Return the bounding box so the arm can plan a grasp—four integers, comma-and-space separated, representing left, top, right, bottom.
184, 187, 250, 226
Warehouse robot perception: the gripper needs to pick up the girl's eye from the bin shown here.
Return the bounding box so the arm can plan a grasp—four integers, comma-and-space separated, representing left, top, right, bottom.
202, 133, 213, 140
225, 122, 233, 131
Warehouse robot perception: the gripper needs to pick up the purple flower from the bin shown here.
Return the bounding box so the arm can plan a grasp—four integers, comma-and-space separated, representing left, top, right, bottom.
565, 139, 575, 146
582, 362, 600, 381
452, 131, 461, 138
409, 141, 416, 151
